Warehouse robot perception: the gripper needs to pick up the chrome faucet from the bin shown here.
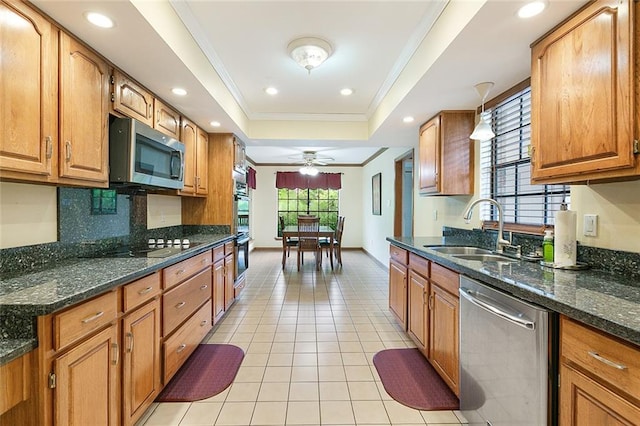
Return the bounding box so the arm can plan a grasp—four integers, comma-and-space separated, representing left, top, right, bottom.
463, 198, 511, 253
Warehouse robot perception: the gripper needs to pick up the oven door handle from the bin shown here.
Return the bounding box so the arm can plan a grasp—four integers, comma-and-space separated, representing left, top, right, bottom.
236, 236, 250, 245
460, 287, 535, 330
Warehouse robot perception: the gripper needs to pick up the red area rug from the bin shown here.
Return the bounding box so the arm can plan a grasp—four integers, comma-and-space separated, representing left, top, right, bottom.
156, 344, 244, 402
373, 348, 459, 411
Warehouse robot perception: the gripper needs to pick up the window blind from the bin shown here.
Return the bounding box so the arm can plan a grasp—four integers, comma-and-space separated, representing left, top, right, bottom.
479, 86, 569, 226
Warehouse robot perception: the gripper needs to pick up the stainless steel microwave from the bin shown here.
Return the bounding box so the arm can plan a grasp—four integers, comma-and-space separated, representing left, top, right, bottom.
109, 116, 185, 190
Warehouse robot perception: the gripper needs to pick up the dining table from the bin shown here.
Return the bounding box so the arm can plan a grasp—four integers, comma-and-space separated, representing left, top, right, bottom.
281, 225, 335, 270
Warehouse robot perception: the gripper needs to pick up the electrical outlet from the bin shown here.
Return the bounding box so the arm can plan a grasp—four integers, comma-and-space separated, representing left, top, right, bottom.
584, 214, 598, 237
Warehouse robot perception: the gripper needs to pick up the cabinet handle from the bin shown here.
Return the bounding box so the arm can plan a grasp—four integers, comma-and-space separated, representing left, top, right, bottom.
126, 332, 134, 353
45, 136, 53, 159
65, 141, 72, 161
200, 284, 208, 290
138, 286, 153, 295
176, 344, 187, 353
176, 269, 186, 276
81, 311, 104, 324
148, 104, 152, 119
200, 320, 208, 327
588, 351, 627, 370
529, 146, 535, 166
112, 343, 119, 365
428, 295, 434, 310
175, 301, 186, 309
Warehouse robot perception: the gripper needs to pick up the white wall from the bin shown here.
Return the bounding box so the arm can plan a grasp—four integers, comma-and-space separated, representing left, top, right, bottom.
361, 148, 414, 264
250, 165, 363, 249
0, 182, 57, 249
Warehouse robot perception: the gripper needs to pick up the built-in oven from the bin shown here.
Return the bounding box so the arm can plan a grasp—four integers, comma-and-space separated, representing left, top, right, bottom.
234, 180, 249, 281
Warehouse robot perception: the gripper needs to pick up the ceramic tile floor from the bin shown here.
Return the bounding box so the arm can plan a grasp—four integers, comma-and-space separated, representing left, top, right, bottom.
138, 249, 467, 426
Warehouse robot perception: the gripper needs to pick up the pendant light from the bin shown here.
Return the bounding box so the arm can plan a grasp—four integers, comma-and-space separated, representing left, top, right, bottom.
470, 82, 495, 141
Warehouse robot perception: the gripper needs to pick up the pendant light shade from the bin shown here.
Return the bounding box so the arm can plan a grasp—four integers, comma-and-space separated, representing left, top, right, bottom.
470, 82, 495, 141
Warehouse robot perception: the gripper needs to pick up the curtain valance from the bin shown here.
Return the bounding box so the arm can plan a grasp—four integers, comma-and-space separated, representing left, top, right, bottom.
275, 171, 342, 190
247, 166, 257, 189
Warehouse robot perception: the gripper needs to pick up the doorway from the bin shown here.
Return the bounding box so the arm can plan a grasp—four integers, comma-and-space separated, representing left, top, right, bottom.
394, 150, 414, 237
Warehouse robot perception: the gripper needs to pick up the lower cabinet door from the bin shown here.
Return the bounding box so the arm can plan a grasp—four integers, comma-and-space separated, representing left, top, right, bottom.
213, 259, 225, 323
224, 254, 235, 310
560, 363, 640, 426
408, 270, 428, 352
54, 324, 119, 426
122, 299, 161, 426
428, 283, 459, 395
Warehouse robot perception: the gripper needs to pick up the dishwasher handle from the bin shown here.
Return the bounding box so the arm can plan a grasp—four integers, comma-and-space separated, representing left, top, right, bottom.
460, 287, 536, 330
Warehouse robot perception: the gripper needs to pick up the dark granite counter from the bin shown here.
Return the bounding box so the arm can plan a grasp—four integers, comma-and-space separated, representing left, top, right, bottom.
0, 233, 234, 364
388, 236, 640, 347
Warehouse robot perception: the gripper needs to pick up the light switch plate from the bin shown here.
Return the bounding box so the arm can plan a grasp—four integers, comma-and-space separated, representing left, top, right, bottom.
584, 214, 598, 237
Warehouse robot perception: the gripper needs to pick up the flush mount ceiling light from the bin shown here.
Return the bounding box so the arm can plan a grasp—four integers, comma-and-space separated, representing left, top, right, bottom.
265, 87, 278, 95
403, 116, 415, 123
288, 37, 332, 74
518, 0, 547, 18
210, 121, 221, 127
171, 87, 187, 96
340, 88, 353, 96
84, 11, 114, 28
470, 82, 496, 141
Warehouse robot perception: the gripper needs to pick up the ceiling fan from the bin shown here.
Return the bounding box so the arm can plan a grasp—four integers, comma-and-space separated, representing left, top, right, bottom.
288, 151, 334, 175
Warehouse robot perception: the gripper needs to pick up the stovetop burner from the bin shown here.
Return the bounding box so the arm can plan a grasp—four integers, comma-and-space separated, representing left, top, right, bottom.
85, 241, 204, 259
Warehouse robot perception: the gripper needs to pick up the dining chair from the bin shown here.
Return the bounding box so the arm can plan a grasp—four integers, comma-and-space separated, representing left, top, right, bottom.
296, 216, 321, 271
321, 216, 345, 266
279, 216, 298, 257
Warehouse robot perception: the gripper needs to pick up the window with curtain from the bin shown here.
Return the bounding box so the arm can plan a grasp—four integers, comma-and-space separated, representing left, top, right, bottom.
277, 188, 339, 236
479, 85, 569, 231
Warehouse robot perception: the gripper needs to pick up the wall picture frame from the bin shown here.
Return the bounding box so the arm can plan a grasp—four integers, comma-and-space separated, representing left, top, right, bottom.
372, 172, 382, 215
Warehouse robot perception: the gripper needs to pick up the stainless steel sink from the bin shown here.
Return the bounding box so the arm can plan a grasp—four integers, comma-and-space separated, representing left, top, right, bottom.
452, 253, 518, 262
426, 246, 492, 255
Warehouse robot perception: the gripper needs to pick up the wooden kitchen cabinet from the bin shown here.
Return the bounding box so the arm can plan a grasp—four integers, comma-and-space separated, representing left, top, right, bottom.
122, 298, 161, 426
213, 245, 226, 323
428, 263, 460, 396
530, 0, 640, 184
1, 1, 108, 187
153, 98, 181, 140
224, 241, 235, 310
121, 272, 161, 426
418, 111, 475, 195
111, 70, 182, 139
408, 253, 429, 353
0, 0, 57, 181
233, 136, 247, 174
53, 324, 119, 426
559, 316, 640, 425
0, 352, 30, 416
180, 118, 209, 197
58, 32, 109, 184
389, 245, 408, 329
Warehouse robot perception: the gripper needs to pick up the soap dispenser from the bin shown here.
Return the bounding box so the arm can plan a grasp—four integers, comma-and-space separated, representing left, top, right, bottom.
542, 229, 554, 263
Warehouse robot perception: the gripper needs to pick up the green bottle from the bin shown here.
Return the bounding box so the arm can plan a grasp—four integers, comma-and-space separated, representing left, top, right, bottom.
542, 230, 554, 263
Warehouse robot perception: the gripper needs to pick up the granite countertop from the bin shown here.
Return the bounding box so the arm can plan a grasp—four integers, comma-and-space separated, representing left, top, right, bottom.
388, 236, 640, 347
0, 233, 234, 364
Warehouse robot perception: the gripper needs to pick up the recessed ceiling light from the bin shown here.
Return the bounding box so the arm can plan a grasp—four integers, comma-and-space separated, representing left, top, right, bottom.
340, 88, 353, 96
210, 121, 221, 127
265, 87, 278, 95
84, 12, 114, 28
518, 1, 546, 18
403, 116, 415, 123
171, 88, 187, 96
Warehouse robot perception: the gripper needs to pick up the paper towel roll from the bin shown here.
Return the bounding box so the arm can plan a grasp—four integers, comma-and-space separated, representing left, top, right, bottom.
554, 208, 577, 267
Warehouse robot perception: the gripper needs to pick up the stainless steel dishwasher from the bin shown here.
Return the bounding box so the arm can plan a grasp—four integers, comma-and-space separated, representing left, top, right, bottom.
459, 276, 557, 426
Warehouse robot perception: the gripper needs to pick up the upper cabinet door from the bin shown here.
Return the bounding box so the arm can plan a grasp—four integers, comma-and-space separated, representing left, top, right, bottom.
59, 32, 109, 184
530, 0, 638, 183
111, 69, 154, 126
180, 118, 197, 195
0, 0, 57, 179
154, 99, 181, 139
196, 127, 209, 195
419, 116, 440, 194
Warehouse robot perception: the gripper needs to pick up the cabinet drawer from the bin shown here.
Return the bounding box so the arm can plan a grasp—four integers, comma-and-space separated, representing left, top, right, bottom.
163, 267, 211, 336
561, 316, 640, 402
389, 245, 408, 265
123, 272, 161, 312
409, 253, 429, 278
213, 245, 225, 263
163, 250, 212, 290
54, 290, 118, 350
163, 300, 212, 383
430, 263, 458, 296
224, 241, 234, 256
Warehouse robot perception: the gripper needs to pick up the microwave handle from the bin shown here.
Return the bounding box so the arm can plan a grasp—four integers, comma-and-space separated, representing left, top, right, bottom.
170, 150, 183, 180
